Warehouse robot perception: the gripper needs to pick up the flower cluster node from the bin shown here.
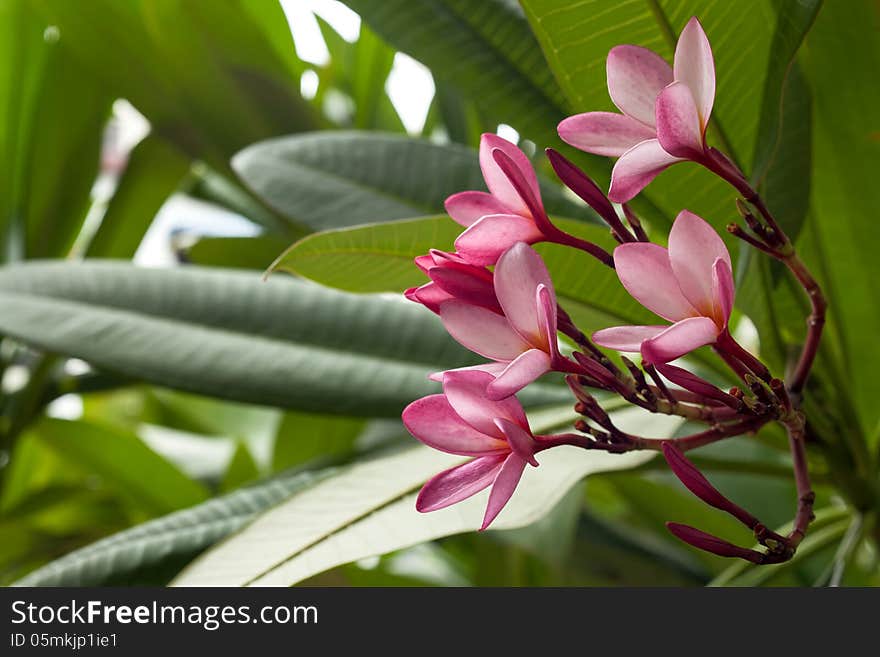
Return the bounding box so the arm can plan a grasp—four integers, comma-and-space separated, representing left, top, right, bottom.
401, 15, 823, 565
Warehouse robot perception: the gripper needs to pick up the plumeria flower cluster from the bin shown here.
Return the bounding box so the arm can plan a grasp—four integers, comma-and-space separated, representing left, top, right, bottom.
403, 18, 825, 566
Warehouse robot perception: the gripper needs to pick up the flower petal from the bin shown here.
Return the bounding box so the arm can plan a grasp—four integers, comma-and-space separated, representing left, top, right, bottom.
536, 284, 558, 358
444, 191, 510, 227
414, 254, 435, 273
481, 455, 528, 529
613, 242, 699, 321
454, 214, 543, 266
673, 17, 715, 130
402, 394, 508, 455
494, 418, 538, 466
668, 210, 732, 315
591, 325, 667, 352
404, 282, 452, 315
485, 348, 552, 400
429, 263, 500, 313
440, 300, 530, 361
712, 257, 735, 326
428, 362, 508, 383
557, 111, 657, 157
608, 139, 683, 203
655, 81, 704, 159
416, 455, 506, 513
640, 316, 720, 363
443, 369, 530, 437
494, 242, 555, 344
479, 133, 540, 216
607, 45, 674, 127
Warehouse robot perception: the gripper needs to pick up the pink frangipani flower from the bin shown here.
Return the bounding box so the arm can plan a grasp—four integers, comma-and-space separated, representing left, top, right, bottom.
592, 210, 734, 364
402, 370, 539, 529
404, 249, 501, 315
444, 133, 552, 266
439, 242, 571, 400
558, 17, 715, 202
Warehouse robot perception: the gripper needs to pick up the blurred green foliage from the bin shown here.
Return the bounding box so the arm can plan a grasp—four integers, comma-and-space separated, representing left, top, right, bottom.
0, 0, 877, 587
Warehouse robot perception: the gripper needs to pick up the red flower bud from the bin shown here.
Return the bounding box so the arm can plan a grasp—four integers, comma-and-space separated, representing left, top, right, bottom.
666, 523, 765, 563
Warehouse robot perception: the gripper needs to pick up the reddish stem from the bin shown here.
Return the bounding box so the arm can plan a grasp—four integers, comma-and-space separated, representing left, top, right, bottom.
715, 330, 772, 382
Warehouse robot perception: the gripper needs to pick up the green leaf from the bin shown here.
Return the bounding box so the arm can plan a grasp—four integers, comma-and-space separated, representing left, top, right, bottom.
220, 443, 261, 493
340, 0, 572, 146
0, 1, 112, 261
171, 408, 680, 586
750, 0, 823, 192
233, 131, 590, 231
272, 412, 365, 472
314, 18, 404, 132
0, 261, 568, 416
799, 0, 880, 437
13, 469, 330, 586
277, 215, 658, 330
34, 0, 318, 169
143, 389, 278, 442
183, 236, 292, 271
188, 167, 297, 237
273, 215, 458, 292
85, 135, 191, 258
32, 417, 209, 515
423, 82, 486, 146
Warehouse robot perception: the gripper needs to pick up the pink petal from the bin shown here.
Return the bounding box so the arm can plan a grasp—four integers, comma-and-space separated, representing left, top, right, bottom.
415, 249, 466, 273
591, 325, 667, 352
479, 133, 540, 217
607, 45, 674, 127
445, 191, 510, 227
494, 418, 538, 466
673, 17, 715, 131
442, 369, 530, 437
608, 139, 683, 203
454, 214, 543, 266
655, 81, 704, 159
613, 242, 698, 321
557, 112, 657, 157
712, 257, 735, 327
481, 455, 528, 529
405, 281, 453, 314
494, 242, 555, 344
429, 263, 500, 313
485, 348, 552, 400
416, 455, 506, 513
428, 362, 508, 383
440, 300, 530, 361
640, 316, 720, 364
414, 254, 435, 273
536, 284, 558, 358
668, 210, 732, 316
402, 395, 509, 455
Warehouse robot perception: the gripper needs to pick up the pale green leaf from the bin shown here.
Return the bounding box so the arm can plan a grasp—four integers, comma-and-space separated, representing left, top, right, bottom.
171, 407, 680, 586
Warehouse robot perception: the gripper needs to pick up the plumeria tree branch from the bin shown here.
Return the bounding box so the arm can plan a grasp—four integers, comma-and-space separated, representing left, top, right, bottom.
400, 16, 825, 567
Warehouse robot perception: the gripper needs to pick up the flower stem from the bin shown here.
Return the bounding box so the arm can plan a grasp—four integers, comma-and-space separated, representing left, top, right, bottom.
700, 150, 826, 400
781, 253, 827, 398
715, 330, 772, 382
542, 417, 766, 455
784, 413, 816, 549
